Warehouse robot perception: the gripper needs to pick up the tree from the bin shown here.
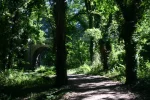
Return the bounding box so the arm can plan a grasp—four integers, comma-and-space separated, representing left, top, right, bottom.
0, 0, 31, 69
115, 0, 148, 84
53, 0, 68, 87
91, 0, 116, 71
0, 0, 49, 69
84, 0, 95, 63
99, 14, 112, 71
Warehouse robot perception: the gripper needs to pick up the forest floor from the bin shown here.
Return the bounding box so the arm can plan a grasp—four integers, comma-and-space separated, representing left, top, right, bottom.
1, 73, 150, 100
60, 74, 144, 100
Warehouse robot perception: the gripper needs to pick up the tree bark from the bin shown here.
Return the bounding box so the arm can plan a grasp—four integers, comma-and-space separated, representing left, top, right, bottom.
89, 13, 94, 63
124, 40, 137, 84
54, 0, 68, 87
89, 37, 94, 62
115, 0, 143, 84
99, 14, 112, 71
85, 0, 94, 63
1, 51, 7, 70
99, 41, 107, 70
123, 21, 137, 84
99, 40, 110, 71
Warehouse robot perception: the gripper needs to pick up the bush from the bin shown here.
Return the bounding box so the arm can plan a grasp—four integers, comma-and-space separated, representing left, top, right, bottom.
0, 66, 55, 87
138, 61, 150, 78
0, 69, 35, 86
35, 65, 56, 75
66, 40, 89, 69
75, 64, 91, 74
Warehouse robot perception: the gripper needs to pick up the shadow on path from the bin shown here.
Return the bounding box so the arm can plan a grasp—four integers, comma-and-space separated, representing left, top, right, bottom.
61, 74, 136, 100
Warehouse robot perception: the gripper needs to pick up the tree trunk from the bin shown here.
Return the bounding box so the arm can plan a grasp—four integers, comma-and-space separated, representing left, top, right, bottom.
54, 0, 68, 87
7, 52, 13, 69
99, 14, 112, 71
99, 40, 109, 71
89, 37, 94, 62
85, 0, 94, 63
89, 15, 94, 63
123, 20, 137, 84
1, 47, 7, 70
123, 21, 137, 84
103, 46, 109, 70
1, 53, 7, 70
124, 40, 137, 84
115, 0, 144, 85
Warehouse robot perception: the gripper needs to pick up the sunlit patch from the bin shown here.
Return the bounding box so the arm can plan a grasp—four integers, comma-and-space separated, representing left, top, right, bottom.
61, 74, 136, 100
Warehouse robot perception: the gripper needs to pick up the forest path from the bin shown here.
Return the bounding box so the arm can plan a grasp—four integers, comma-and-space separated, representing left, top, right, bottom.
61, 74, 137, 100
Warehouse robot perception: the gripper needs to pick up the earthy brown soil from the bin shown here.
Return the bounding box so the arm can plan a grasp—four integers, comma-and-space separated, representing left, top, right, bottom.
61, 74, 138, 100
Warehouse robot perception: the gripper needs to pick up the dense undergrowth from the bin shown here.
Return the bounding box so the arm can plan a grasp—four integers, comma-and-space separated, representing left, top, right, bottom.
0, 66, 68, 100
68, 63, 126, 83
68, 60, 150, 83
1, 59, 150, 100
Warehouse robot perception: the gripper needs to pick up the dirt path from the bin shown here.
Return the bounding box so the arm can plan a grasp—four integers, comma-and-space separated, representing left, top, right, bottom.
61, 74, 137, 100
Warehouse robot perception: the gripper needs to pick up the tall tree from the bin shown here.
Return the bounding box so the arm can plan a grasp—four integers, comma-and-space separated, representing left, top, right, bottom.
0, 0, 48, 69
99, 14, 112, 71
115, 0, 146, 84
84, 0, 94, 63
53, 0, 68, 87
92, 0, 116, 71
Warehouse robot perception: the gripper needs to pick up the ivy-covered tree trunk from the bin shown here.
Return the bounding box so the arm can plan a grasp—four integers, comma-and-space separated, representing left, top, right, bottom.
88, 13, 94, 63
94, 14, 110, 71
115, 0, 144, 84
89, 37, 94, 62
99, 14, 112, 71
54, 0, 68, 87
85, 0, 94, 63
99, 40, 110, 71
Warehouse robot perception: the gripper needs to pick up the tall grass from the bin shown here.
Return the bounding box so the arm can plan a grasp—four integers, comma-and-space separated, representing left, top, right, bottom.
0, 66, 55, 87
0, 66, 57, 99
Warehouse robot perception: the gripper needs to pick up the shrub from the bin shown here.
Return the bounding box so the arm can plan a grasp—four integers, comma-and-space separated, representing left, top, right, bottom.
35, 65, 56, 75
75, 64, 91, 74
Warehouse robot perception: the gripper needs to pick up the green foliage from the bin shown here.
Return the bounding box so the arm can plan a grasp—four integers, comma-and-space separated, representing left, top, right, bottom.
138, 61, 150, 79
88, 64, 102, 75
0, 65, 56, 87
75, 64, 91, 74
108, 43, 125, 68
0, 69, 29, 86
0, 0, 150, 90
0, 68, 68, 100
66, 39, 89, 68
78, 64, 91, 74
89, 64, 126, 83
84, 28, 102, 40
92, 52, 102, 67
35, 65, 56, 75
0, 0, 51, 69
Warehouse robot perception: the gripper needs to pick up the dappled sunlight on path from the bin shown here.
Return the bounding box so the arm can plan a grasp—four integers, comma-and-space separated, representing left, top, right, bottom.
61, 74, 136, 100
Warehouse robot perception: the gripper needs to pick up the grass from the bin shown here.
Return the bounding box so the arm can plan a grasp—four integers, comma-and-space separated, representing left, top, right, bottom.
68, 64, 91, 74
68, 64, 126, 83
0, 66, 55, 87
2, 64, 150, 99
0, 66, 69, 100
